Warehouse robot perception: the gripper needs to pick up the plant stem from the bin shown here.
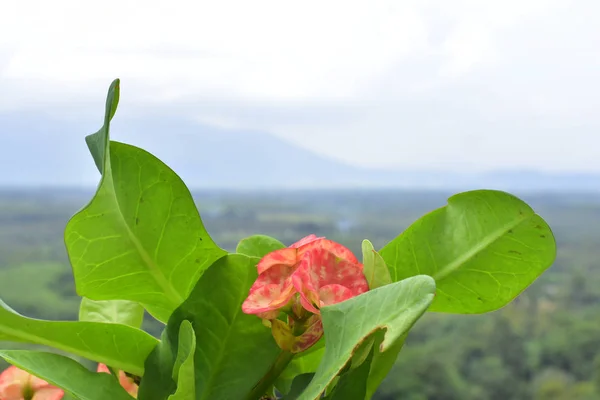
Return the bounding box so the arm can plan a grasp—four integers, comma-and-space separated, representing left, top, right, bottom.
246, 350, 295, 400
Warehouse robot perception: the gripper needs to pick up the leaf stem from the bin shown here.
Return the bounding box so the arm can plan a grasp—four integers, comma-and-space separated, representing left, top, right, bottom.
246, 350, 295, 400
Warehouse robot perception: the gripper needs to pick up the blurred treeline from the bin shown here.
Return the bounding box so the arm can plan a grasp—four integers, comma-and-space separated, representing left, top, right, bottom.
0, 189, 598, 399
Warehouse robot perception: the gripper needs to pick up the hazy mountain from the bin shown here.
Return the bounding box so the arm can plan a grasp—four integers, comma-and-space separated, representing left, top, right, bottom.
1, 113, 599, 192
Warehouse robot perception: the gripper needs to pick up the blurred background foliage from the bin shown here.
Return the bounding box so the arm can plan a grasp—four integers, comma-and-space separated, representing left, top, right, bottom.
0, 188, 598, 399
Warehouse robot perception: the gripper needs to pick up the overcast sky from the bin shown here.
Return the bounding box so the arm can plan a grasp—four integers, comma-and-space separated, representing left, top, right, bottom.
1, 0, 599, 172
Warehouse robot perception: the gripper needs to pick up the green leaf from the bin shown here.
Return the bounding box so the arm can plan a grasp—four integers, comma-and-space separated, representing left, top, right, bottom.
296, 275, 436, 400
379, 189, 557, 314
361, 239, 392, 290
236, 234, 285, 258
349, 335, 375, 370
79, 81, 145, 331
283, 374, 316, 400
139, 254, 280, 400
65, 80, 227, 322
276, 344, 325, 395
79, 298, 144, 328
363, 331, 406, 399
0, 299, 157, 376
167, 321, 196, 400
0, 350, 133, 400
85, 78, 120, 173
326, 345, 374, 400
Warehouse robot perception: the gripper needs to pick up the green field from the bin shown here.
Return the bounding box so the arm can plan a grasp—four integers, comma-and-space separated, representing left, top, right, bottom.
0, 188, 598, 399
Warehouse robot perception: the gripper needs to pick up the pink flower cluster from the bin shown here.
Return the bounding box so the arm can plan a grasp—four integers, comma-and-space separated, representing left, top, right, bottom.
0, 366, 63, 400
242, 235, 369, 352
96, 364, 138, 398
0, 363, 138, 400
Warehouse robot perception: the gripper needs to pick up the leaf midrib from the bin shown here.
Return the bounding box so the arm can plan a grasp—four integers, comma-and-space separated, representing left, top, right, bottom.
197, 270, 247, 400
105, 166, 184, 308
432, 214, 529, 281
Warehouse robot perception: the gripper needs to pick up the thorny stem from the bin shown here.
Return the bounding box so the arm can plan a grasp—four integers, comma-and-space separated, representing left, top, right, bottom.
246, 350, 295, 400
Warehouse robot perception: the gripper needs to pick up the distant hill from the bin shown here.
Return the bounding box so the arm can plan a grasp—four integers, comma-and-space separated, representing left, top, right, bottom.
1, 112, 600, 192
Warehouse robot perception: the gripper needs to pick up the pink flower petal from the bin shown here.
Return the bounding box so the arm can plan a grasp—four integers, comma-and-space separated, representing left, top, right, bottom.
0, 365, 29, 387
292, 255, 320, 314
243, 234, 367, 320
298, 294, 320, 314
97, 364, 138, 398
289, 234, 323, 249
256, 248, 297, 275
318, 284, 354, 307
241, 280, 296, 314
0, 366, 64, 400
96, 363, 110, 374
293, 246, 368, 313
32, 387, 65, 400
298, 238, 360, 264
243, 257, 300, 315
256, 309, 281, 320
0, 382, 24, 400
29, 375, 53, 391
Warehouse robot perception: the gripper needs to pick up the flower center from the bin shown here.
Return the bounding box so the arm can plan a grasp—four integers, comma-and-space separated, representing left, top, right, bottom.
22, 384, 34, 400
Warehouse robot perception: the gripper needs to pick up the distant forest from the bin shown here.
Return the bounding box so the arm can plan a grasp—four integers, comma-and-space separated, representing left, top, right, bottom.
0, 189, 598, 399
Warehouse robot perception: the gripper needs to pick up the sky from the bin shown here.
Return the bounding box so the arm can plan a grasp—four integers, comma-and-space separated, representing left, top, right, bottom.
1, 0, 600, 173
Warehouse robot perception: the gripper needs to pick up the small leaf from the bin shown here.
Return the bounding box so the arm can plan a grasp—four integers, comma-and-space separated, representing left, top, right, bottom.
379, 189, 557, 314
296, 275, 435, 400
326, 344, 374, 400
349, 335, 375, 370
139, 254, 280, 400
65, 80, 226, 322
361, 240, 392, 290
0, 350, 133, 400
0, 298, 157, 376
167, 321, 196, 400
276, 341, 325, 395
283, 373, 315, 400
79, 298, 144, 328
85, 79, 119, 173
236, 235, 286, 258
364, 330, 406, 399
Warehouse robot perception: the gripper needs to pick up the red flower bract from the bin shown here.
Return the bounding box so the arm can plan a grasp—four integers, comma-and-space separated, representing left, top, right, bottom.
292, 246, 369, 314
242, 234, 367, 316
0, 366, 64, 400
97, 364, 138, 398
242, 234, 369, 353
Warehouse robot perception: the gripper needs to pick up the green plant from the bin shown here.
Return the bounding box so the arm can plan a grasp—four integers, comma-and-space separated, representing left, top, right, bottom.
0, 80, 557, 400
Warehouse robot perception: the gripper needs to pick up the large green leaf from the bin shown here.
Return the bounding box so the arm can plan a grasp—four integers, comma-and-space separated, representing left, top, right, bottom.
79, 94, 147, 332
379, 190, 556, 314
236, 234, 285, 258
79, 298, 144, 328
0, 299, 157, 376
297, 275, 436, 400
0, 350, 133, 400
139, 254, 280, 400
65, 79, 226, 322
167, 321, 196, 400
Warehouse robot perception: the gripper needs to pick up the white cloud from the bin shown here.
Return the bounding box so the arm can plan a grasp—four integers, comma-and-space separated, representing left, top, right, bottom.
1, 0, 430, 100
1, 0, 599, 172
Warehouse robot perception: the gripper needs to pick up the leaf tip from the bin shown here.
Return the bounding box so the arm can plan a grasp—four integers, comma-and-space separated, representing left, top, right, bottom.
106, 78, 121, 122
